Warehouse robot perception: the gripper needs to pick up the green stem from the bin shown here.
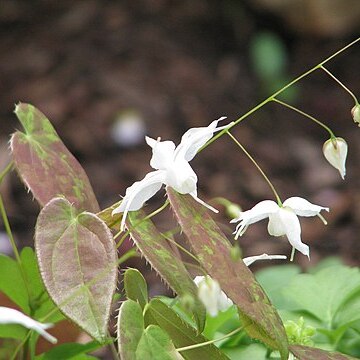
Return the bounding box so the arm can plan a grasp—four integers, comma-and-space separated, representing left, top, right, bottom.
161, 232, 200, 264
0, 161, 14, 185
0, 194, 22, 265
320, 65, 359, 105
176, 326, 243, 352
226, 131, 282, 206
200, 37, 360, 152
272, 98, 335, 138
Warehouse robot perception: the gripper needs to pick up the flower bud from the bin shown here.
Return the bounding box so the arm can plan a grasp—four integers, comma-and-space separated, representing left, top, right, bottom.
352, 104, 360, 127
322, 137, 348, 180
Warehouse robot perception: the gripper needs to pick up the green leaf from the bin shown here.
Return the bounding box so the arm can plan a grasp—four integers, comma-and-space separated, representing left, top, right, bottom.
283, 266, 360, 328
11, 103, 99, 212
334, 288, 360, 328
124, 268, 148, 309
20, 247, 64, 323
117, 300, 144, 360
0, 324, 27, 340
167, 188, 288, 359
35, 340, 104, 360
256, 264, 301, 309
135, 325, 184, 360
144, 299, 229, 360
35, 197, 118, 342
127, 210, 205, 332
290, 344, 358, 360
0, 254, 29, 313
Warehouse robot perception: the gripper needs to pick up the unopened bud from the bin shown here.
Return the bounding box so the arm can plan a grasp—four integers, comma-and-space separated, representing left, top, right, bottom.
322, 137, 348, 180
226, 203, 242, 219
351, 104, 360, 127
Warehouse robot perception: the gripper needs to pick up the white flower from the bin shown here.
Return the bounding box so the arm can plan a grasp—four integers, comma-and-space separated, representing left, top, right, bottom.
0, 307, 57, 344
322, 137, 348, 180
113, 117, 232, 230
351, 104, 360, 127
231, 197, 329, 258
194, 253, 286, 316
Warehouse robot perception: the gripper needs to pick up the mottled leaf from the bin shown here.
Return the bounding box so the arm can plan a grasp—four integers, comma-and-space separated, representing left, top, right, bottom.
124, 268, 148, 309
167, 188, 288, 359
11, 103, 99, 212
127, 210, 206, 332
290, 345, 358, 360
144, 299, 229, 360
136, 325, 184, 360
117, 300, 144, 360
97, 201, 121, 230
35, 197, 117, 342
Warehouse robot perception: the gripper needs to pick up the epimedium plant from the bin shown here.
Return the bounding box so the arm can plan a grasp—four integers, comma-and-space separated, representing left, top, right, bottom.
0, 38, 359, 360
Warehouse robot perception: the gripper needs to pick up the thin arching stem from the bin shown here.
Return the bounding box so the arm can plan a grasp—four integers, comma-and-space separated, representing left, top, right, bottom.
320, 65, 359, 105
226, 131, 282, 206
200, 37, 360, 152
272, 98, 335, 138
176, 326, 244, 352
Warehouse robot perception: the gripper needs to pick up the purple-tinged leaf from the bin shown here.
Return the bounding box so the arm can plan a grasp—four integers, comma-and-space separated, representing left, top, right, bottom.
97, 201, 122, 230
11, 103, 99, 212
35, 197, 117, 342
127, 210, 206, 333
290, 345, 358, 359
167, 188, 288, 359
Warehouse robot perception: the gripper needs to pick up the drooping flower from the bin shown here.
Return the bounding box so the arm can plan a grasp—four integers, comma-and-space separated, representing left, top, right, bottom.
113, 117, 232, 230
351, 104, 360, 126
194, 253, 286, 316
231, 197, 329, 258
322, 137, 348, 179
0, 307, 57, 343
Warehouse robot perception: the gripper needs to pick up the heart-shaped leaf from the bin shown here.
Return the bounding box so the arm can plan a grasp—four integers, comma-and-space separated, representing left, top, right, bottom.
127, 210, 206, 332
11, 103, 99, 212
144, 299, 229, 360
124, 268, 148, 310
167, 188, 288, 359
290, 345, 358, 359
136, 325, 184, 360
35, 197, 117, 342
117, 300, 144, 360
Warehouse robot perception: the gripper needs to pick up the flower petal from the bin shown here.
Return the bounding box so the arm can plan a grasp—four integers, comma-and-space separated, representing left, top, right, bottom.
174, 117, 228, 161
267, 212, 286, 236
322, 137, 348, 179
113, 170, 166, 231
243, 253, 287, 266
277, 208, 309, 258
231, 200, 279, 239
0, 307, 57, 344
146, 136, 176, 170
283, 196, 329, 223
190, 192, 219, 213
165, 159, 198, 194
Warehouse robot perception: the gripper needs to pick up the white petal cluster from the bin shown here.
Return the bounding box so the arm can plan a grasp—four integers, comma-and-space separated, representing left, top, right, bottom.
0, 307, 57, 344
194, 253, 286, 317
231, 197, 329, 258
113, 117, 231, 230
323, 137, 348, 180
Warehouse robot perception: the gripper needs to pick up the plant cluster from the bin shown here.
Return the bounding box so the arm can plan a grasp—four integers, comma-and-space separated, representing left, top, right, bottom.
0, 38, 359, 359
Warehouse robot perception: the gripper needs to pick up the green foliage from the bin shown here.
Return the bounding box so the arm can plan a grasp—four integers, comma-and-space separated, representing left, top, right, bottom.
136, 325, 183, 360
35, 197, 117, 342
117, 300, 144, 359
123, 268, 148, 310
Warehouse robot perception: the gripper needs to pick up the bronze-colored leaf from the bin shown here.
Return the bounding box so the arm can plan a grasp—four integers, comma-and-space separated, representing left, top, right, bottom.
167, 188, 288, 359
35, 197, 117, 342
11, 103, 99, 212
290, 345, 358, 360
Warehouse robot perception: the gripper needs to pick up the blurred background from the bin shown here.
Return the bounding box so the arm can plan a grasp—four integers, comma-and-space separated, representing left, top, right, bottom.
0, 0, 359, 355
